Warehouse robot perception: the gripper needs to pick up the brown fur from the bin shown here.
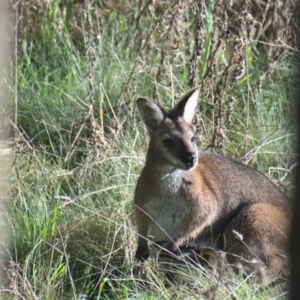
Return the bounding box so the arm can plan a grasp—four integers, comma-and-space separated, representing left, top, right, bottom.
134, 88, 292, 278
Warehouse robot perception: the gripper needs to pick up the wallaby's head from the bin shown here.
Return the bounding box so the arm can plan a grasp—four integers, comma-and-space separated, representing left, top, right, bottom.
137, 88, 199, 170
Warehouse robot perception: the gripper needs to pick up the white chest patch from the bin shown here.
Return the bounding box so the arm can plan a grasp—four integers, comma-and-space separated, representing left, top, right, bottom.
144, 173, 191, 242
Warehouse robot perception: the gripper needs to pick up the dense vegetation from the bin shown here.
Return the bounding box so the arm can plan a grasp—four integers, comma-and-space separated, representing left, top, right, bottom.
0, 0, 297, 299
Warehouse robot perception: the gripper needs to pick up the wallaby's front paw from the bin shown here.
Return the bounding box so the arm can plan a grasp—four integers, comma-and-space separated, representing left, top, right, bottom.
158, 241, 179, 259
164, 241, 178, 253
135, 249, 149, 261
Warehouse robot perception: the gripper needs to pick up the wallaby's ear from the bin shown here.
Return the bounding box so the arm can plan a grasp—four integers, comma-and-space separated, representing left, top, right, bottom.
172, 87, 199, 124
137, 97, 165, 131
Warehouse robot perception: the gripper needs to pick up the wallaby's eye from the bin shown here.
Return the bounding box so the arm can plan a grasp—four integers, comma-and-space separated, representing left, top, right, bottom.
191, 137, 196, 143
163, 138, 174, 147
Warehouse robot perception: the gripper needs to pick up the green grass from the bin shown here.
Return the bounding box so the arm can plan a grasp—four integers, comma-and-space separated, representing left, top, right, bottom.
0, 1, 296, 299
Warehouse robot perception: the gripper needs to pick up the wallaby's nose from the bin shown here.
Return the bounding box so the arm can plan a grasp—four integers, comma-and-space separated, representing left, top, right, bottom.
180, 152, 196, 168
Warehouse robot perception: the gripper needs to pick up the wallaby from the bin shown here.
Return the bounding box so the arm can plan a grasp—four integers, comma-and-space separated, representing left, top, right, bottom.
134, 87, 292, 277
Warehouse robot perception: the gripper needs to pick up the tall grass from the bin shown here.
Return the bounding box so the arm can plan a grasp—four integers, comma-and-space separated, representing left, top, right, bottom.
0, 0, 296, 298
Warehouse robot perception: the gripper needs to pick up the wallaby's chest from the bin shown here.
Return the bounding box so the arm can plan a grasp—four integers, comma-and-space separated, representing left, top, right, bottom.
143, 175, 191, 242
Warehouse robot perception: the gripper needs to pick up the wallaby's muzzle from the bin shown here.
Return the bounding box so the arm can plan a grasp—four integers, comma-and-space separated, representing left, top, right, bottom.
179, 151, 197, 169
